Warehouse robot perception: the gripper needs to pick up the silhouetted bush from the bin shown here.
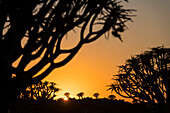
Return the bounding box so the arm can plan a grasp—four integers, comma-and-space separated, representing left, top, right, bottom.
18, 81, 60, 100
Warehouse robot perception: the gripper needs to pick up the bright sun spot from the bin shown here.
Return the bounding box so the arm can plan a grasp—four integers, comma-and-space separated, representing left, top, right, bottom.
63, 97, 68, 101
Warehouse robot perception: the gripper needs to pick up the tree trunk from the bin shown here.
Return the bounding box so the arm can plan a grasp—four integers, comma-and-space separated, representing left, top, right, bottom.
166, 74, 170, 104
0, 56, 11, 113
0, 55, 26, 113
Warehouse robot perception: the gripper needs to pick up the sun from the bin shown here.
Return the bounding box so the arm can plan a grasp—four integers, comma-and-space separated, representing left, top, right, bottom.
63, 97, 68, 101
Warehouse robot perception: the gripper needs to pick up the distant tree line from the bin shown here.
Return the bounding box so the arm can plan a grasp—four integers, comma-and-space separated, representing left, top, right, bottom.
20, 83, 118, 101
62, 91, 116, 100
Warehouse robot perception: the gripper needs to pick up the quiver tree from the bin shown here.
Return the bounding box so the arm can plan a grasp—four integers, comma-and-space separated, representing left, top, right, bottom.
93, 93, 100, 99
0, 0, 134, 102
19, 81, 60, 100
64, 92, 70, 99
108, 46, 170, 105
77, 92, 84, 99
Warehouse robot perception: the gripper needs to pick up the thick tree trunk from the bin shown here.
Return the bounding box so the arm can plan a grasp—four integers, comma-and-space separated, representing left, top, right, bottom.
0, 56, 11, 113
0, 55, 26, 113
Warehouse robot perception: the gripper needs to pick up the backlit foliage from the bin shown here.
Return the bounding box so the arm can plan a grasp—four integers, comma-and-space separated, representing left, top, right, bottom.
108, 46, 170, 104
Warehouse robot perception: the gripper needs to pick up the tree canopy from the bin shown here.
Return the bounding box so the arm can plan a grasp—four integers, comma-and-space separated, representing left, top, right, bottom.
19, 81, 60, 100
108, 46, 170, 104
0, 0, 134, 100
93, 93, 100, 99
64, 92, 70, 99
77, 92, 84, 99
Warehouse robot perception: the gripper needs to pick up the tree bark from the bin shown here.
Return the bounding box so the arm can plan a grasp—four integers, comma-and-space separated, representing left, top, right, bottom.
0, 55, 11, 113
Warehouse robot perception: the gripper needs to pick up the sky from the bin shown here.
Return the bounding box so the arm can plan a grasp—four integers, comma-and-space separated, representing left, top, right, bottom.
44, 0, 170, 100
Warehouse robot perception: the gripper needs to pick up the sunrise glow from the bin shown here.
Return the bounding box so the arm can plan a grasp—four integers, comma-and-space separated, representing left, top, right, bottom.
63, 97, 68, 101
42, 0, 170, 101
1, 0, 170, 113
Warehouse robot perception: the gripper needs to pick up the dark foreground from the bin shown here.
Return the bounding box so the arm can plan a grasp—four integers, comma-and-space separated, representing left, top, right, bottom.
9, 98, 169, 113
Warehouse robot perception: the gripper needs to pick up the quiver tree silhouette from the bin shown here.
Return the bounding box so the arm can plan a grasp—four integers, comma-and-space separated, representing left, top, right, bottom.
64, 92, 70, 99
18, 81, 60, 100
77, 92, 84, 99
93, 93, 100, 99
0, 0, 134, 112
108, 46, 170, 105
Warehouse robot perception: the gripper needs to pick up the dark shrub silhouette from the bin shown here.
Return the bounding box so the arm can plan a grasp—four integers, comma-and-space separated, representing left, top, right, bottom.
108, 95, 116, 100
0, 0, 134, 112
19, 81, 60, 100
108, 46, 170, 112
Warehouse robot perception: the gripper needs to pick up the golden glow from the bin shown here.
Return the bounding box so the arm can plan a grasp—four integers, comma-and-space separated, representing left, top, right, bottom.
44, 0, 170, 101
15, 0, 169, 102
63, 97, 68, 101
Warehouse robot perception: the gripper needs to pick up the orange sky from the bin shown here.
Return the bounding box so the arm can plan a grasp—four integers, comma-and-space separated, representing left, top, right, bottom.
44, 0, 170, 100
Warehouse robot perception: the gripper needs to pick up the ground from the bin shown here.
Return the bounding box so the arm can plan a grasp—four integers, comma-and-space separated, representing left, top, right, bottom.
9, 98, 152, 113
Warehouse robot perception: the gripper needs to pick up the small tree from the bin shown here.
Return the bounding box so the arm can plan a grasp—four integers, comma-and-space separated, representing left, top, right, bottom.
108, 95, 116, 100
19, 81, 60, 100
77, 92, 84, 99
93, 93, 100, 99
64, 92, 70, 99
